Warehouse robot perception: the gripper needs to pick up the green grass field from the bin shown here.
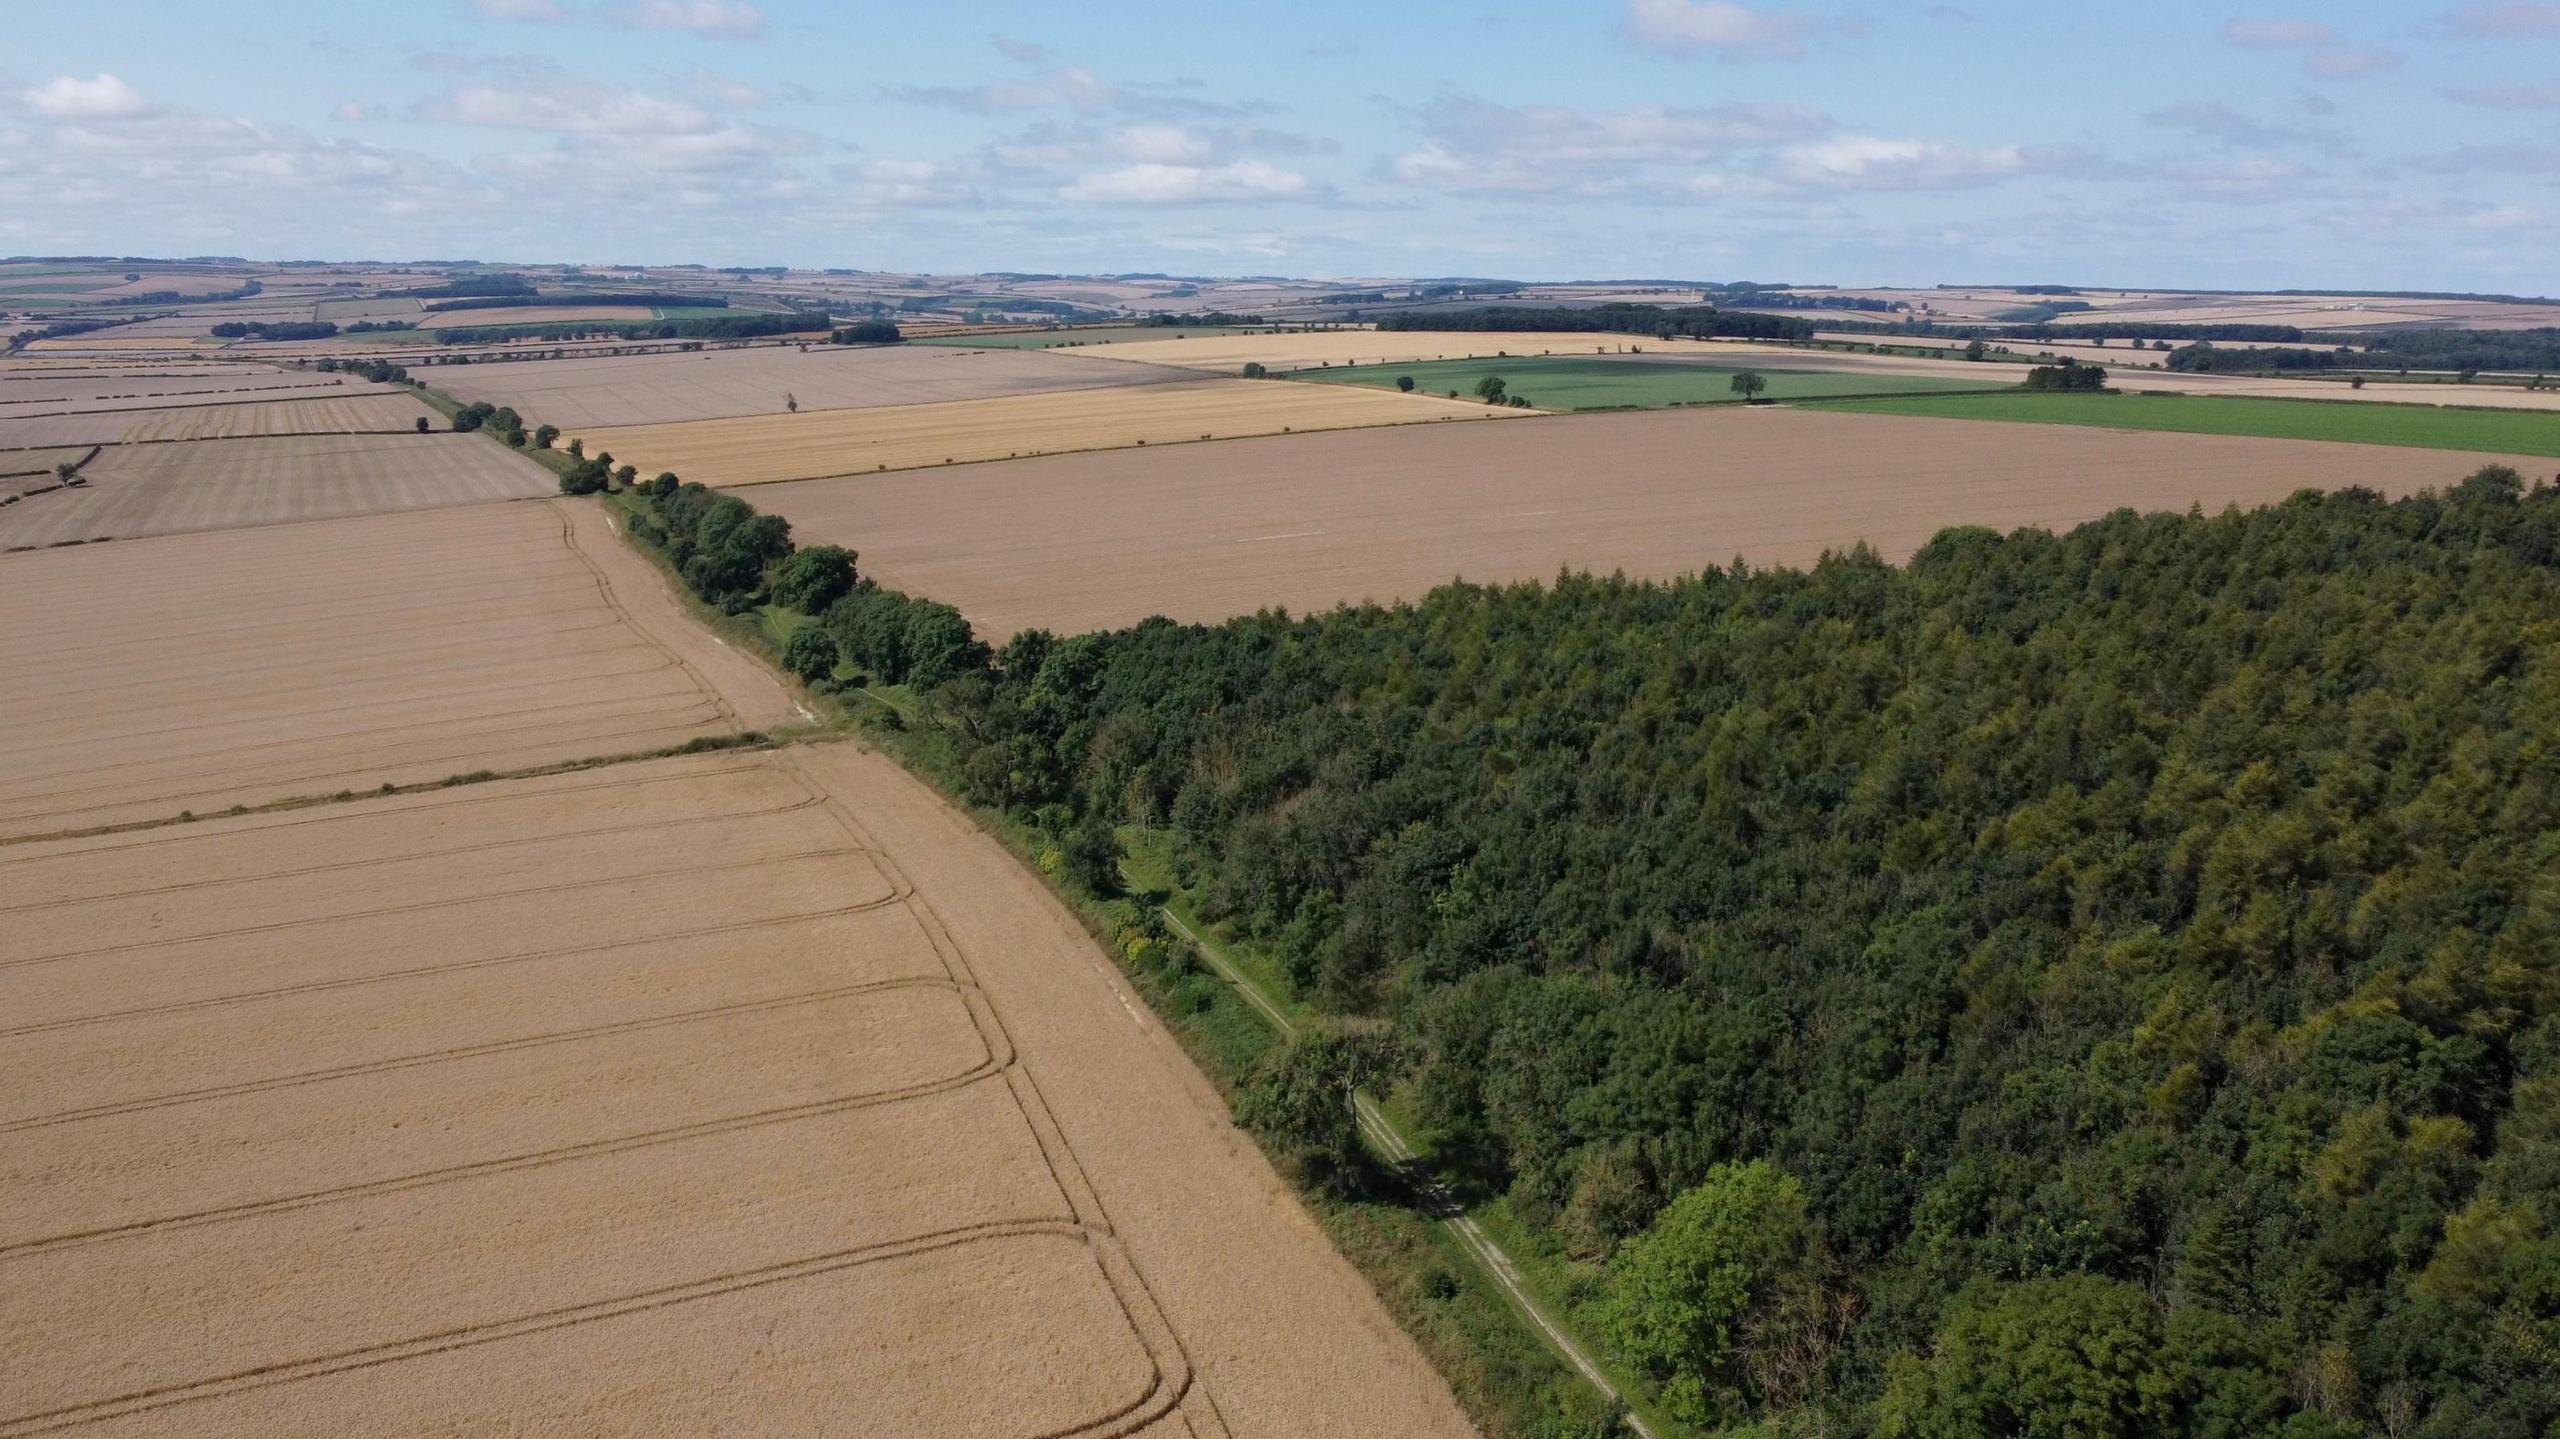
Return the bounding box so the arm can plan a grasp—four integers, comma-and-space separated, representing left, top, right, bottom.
1299, 355, 2011, 410
1813, 391, 2560, 458
913, 324, 1267, 349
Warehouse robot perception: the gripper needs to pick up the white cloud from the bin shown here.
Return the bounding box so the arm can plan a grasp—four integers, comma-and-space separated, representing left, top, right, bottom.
2465, 203, 2540, 228
1625, 0, 1815, 57
2304, 47, 2401, 77
1063, 159, 1311, 203
675, 66, 770, 108
333, 101, 370, 122
1388, 97, 1830, 194
474, 0, 566, 18
23, 73, 150, 120
2447, 2, 2560, 37
2442, 80, 2560, 107
2223, 18, 2335, 47
625, 0, 763, 37
1113, 124, 1215, 165
1777, 135, 2028, 189
416, 85, 718, 136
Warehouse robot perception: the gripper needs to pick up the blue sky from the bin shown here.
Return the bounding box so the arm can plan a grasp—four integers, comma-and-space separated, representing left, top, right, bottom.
4, 0, 2556, 289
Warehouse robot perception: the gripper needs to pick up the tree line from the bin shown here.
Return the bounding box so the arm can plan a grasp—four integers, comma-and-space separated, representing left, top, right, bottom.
1377, 304, 1816, 341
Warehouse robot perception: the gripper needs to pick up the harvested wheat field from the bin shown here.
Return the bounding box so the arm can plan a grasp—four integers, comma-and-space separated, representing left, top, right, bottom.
573, 377, 1527, 486
0, 373, 388, 413
0, 499, 796, 838
0, 434, 553, 547
0, 739, 1476, 1436
435, 341, 1205, 428
112, 393, 441, 441
1075, 328, 1675, 372
745, 404, 2551, 637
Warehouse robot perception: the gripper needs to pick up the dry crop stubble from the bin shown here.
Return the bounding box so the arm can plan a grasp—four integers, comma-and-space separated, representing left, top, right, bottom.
0, 434, 555, 547
0, 740, 1472, 1436
743, 402, 2555, 638
569, 376, 1527, 485
0, 499, 793, 837
433, 341, 1206, 428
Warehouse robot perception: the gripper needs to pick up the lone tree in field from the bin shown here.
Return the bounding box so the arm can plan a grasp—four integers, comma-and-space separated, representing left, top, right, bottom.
1963, 339, 1988, 362
1396, 375, 1416, 392
1475, 375, 1508, 404
1730, 370, 1768, 402
1242, 362, 1268, 379
414, 416, 430, 432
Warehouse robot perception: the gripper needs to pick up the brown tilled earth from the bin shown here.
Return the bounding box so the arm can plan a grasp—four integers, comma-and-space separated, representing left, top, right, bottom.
0, 433, 555, 546
0, 499, 795, 837
0, 494, 1477, 1436
741, 403, 2554, 638
433, 341, 1209, 428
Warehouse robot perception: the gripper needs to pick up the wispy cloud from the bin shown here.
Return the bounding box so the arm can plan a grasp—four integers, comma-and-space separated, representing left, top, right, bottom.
2441, 80, 2560, 107
2222, 17, 2401, 78
1623, 0, 1816, 59
1776, 136, 2030, 190
2445, 2, 2560, 37
623, 0, 762, 37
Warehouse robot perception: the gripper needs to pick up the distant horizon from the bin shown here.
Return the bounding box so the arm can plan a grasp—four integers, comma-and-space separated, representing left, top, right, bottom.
7, 253, 2554, 306
6, 1, 2558, 292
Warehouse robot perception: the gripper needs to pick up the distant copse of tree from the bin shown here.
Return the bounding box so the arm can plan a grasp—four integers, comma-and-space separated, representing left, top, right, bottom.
827, 318, 903, 345
418, 292, 728, 313
2021, 357, 2108, 390
1377, 303, 1815, 341
210, 320, 339, 340
430, 310, 826, 347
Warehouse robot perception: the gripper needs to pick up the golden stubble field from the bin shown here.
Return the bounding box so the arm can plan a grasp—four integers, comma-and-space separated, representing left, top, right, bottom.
0, 487, 1477, 1433
569, 376, 1528, 486
0, 434, 555, 546
0, 741, 1477, 1436
742, 403, 2554, 638
0, 499, 795, 837
434, 341, 1207, 428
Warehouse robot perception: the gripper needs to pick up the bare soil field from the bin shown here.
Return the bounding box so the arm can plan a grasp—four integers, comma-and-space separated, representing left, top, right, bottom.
1075, 328, 1675, 371
573, 377, 1527, 486
744, 404, 2551, 638
0, 434, 553, 547
0, 499, 794, 838
435, 342, 1207, 428
0, 736, 1475, 1435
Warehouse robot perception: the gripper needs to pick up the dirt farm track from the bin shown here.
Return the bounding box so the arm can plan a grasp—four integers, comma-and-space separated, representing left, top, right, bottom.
0, 496, 1477, 1437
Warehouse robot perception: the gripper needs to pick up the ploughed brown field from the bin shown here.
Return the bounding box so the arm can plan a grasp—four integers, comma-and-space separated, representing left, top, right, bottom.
569, 377, 1527, 486
433, 341, 1207, 428
0, 433, 554, 547
742, 403, 2552, 638
0, 499, 794, 837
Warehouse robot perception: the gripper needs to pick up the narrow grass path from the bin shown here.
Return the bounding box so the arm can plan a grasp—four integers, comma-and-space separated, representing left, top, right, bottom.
1153, 905, 1672, 1439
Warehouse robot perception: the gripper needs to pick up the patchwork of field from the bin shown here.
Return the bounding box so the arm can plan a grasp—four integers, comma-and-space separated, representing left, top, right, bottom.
0, 499, 792, 838
744, 405, 2550, 638
1814, 391, 2560, 459
914, 324, 1264, 350
0, 434, 554, 547
314, 296, 424, 322
110, 393, 442, 442
582, 377, 1526, 486
1305, 356, 2010, 409
1078, 329, 1678, 371
435, 342, 1206, 428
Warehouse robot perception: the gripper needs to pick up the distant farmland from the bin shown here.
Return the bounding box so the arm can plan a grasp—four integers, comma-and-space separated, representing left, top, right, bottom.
1302, 355, 2011, 409
575, 377, 1526, 486
742, 404, 2551, 638
1816, 391, 2560, 458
